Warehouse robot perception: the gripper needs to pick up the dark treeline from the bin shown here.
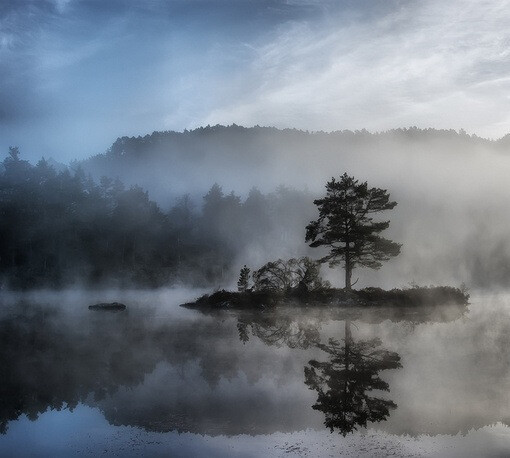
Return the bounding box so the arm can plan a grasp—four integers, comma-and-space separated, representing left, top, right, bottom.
93, 125, 503, 163
0, 147, 312, 289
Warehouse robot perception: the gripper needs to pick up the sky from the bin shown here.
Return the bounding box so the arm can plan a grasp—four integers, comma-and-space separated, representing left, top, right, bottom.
2, 0, 510, 162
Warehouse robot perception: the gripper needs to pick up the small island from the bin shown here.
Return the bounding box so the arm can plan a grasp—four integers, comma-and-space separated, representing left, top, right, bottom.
182, 272, 469, 310
183, 174, 469, 310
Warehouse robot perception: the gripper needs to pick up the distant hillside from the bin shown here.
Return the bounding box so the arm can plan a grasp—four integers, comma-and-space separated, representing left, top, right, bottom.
82, 125, 506, 204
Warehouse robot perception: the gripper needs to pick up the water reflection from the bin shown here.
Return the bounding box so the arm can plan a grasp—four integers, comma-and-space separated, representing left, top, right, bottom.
236, 311, 321, 348
234, 312, 403, 435
0, 297, 483, 439
1, 303, 321, 435
0, 307, 156, 434
305, 321, 401, 435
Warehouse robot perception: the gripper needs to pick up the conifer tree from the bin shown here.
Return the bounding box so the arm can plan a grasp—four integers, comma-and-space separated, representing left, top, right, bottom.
237, 265, 251, 292
306, 173, 401, 289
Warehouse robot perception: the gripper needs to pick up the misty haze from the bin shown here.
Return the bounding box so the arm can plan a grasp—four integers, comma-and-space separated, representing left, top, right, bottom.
2, 1, 510, 457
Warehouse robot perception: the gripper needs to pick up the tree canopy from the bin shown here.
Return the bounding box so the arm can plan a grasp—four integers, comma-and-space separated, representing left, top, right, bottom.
252, 257, 330, 293
306, 173, 401, 289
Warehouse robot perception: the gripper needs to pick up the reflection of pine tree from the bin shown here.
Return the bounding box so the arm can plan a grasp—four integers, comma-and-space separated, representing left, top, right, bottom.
237, 321, 250, 344
305, 321, 401, 435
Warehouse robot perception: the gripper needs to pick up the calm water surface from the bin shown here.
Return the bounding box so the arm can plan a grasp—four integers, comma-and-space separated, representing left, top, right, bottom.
1, 289, 510, 457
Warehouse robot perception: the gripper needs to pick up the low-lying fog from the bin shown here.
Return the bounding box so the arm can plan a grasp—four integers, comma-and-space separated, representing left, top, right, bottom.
1, 288, 510, 457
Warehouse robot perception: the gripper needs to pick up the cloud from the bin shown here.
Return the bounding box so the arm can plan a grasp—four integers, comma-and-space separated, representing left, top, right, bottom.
2, 0, 510, 161
200, 0, 510, 138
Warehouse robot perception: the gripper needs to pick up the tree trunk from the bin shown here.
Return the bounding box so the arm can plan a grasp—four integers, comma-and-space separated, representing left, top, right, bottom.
345, 243, 352, 290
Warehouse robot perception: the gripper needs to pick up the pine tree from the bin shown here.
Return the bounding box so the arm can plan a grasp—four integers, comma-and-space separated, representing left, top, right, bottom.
306, 173, 401, 289
237, 265, 251, 292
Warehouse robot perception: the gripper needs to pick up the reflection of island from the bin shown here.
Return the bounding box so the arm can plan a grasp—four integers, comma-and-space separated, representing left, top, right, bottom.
233, 300, 467, 351
305, 321, 402, 435
236, 311, 322, 348
234, 310, 402, 434
3, 297, 502, 439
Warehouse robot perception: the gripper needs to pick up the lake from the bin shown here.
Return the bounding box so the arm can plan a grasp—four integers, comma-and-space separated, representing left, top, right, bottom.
1, 289, 509, 457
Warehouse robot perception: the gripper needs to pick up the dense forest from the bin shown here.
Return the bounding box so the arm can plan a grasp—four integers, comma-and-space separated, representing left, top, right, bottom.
4, 125, 510, 289
0, 147, 314, 289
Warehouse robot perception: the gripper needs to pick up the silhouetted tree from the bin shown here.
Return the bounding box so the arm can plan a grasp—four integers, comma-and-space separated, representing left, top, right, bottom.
202, 183, 224, 222
305, 321, 401, 435
7, 146, 20, 160
237, 265, 251, 292
252, 257, 329, 292
306, 173, 401, 289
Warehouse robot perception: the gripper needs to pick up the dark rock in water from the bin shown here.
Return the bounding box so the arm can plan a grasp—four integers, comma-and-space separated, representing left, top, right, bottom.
88, 302, 126, 311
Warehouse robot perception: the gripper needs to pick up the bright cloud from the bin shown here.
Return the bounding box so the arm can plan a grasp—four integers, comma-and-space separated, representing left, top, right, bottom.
2, 0, 510, 161
201, 0, 510, 138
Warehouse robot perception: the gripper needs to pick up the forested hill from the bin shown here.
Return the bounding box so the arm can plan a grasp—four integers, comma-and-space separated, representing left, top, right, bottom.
81, 125, 509, 204
3, 125, 510, 290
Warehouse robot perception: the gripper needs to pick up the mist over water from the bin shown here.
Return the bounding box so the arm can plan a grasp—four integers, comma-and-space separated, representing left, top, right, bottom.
1, 289, 510, 456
